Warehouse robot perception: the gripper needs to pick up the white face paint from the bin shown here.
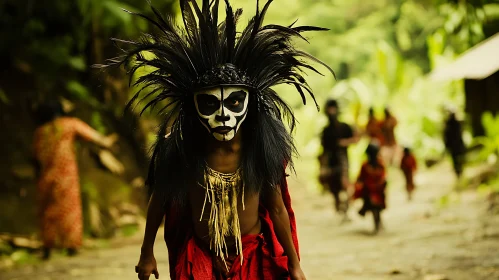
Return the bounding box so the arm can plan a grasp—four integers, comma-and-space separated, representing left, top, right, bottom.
194, 86, 249, 141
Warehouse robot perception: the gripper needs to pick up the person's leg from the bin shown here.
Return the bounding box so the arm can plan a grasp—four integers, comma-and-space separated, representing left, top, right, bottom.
372, 209, 381, 234
456, 154, 464, 177
405, 178, 413, 201
358, 197, 368, 217
67, 248, 78, 256
332, 191, 341, 212
41, 217, 57, 260
451, 152, 462, 177
407, 187, 413, 201
330, 172, 342, 213
340, 164, 351, 215
42, 247, 51, 260
60, 181, 83, 256
339, 190, 349, 214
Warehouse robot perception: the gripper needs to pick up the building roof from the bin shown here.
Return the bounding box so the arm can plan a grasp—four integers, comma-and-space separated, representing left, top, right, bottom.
429, 33, 499, 81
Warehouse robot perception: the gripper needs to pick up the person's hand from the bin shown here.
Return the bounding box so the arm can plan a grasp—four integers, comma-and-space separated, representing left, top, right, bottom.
289, 264, 307, 280
98, 150, 124, 175
135, 254, 159, 280
102, 133, 119, 149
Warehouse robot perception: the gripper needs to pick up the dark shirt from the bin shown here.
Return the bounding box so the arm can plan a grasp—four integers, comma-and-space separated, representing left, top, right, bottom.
444, 119, 465, 154
321, 121, 353, 167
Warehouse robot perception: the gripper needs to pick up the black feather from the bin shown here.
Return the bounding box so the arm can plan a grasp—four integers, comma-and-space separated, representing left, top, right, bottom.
96, 0, 334, 199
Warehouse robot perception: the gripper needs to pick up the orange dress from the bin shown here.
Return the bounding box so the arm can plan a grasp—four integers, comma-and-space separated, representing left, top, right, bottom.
33, 117, 102, 249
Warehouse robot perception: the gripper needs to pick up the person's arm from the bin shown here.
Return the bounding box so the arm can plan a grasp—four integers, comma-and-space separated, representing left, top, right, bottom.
136, 191, 165, 280
72, 118, 123, 174
263, 187, 306, 280
339, 125, 359, 147
338, 136, 358, 147
72, 118, 117, 149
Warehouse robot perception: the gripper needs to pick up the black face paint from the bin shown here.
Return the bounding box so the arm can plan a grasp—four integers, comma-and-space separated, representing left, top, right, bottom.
194, 86, 249, 141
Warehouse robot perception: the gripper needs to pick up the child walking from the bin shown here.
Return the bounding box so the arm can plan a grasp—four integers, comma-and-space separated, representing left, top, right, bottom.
354, 143, 387, 234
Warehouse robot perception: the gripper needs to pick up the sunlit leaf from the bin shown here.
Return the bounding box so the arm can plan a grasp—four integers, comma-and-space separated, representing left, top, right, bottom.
66, 80, 90, 100
0, 88, 9, 105
68, 56, 87, 71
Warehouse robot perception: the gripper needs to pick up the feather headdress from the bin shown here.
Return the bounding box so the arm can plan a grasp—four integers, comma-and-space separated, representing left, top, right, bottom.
95, 0, 334, 204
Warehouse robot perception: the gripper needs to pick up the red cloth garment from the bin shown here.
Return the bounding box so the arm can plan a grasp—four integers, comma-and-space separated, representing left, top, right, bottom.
380, 116, 397, 147
366, 118, 384, 146
33, 117, 102, 249
400, 154, 417, 192
354, 160, 387, 208
164, 177, 298, 280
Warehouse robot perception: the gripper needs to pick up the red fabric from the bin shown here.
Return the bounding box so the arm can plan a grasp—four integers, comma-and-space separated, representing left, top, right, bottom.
164, 177, 298, 280
380, 116, 397, 147
400, 154, 417, 192
366, 118, 384, 146
353, 161, 386, 208
400, 154, 417, 171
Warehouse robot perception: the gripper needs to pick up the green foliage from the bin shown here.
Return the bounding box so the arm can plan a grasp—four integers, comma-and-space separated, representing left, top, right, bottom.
66, 80, 90, 100
478, 178, 499, 194
0, 242, 13, 256
9, 250, 39, 265
0, 88, 9, 105
474, 112, 499, 162
82, 181, 99, 202
0, 0, 175, 104
434, 0, 499, 53
68, 56, 87, 71
120, 224, 139, 237
91, 112, 107, 135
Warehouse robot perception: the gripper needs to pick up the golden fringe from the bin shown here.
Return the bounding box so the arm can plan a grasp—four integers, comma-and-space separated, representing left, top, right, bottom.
199, 165, 244, 270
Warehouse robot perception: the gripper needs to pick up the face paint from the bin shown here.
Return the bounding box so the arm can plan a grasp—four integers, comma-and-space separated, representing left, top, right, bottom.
194, 86, 249, 141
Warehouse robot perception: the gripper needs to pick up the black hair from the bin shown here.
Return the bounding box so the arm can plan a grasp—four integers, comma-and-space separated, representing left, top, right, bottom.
96, 0, 333, 205
35, 100, 64, 126
325, 99, 338, 109
384, 107, 391, 116
366, 143, 380, 167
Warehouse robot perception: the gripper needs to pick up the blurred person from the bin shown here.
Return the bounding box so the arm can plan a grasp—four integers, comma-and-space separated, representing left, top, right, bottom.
319, 99, 359, 219
96, 1, 334, 279
443, 111, 466, 178
353, 143, 387, 234
33, 100, 122, 259
400, 147, 417, 201
365, 107, 384, 146
380, 107, 398, 166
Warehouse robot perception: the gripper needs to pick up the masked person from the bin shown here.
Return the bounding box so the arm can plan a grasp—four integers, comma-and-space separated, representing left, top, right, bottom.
96, 0, 333, 279
319, 100, 358, 218
353, 143, 387, 234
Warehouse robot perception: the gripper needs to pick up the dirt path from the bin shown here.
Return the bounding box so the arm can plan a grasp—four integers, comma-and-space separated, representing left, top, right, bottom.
1, 163, 498, 280
292, 164, 499, 280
